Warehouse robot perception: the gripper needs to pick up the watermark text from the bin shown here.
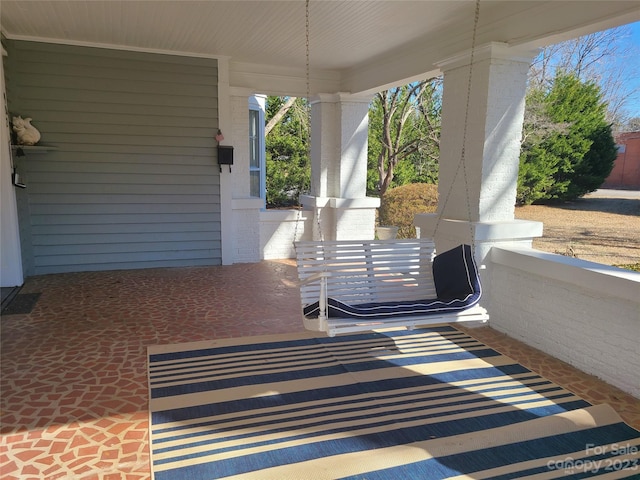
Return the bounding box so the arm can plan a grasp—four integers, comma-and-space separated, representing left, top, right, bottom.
547, 443, 639, 474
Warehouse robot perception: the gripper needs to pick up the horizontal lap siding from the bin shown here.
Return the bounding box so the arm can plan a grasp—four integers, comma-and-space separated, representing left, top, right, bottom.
6, 41, 221, 274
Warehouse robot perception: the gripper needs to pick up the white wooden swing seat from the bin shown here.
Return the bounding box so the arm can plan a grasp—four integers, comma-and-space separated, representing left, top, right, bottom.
295, 238, 489, 337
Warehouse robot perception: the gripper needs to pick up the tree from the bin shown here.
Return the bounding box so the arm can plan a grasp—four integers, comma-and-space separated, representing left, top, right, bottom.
367, 79, 441, 197
265, 96, 310, 207
265, 96, 297, 136
621, 117, 640, 132
529, 25, 638, 129
517, 73, 617, 204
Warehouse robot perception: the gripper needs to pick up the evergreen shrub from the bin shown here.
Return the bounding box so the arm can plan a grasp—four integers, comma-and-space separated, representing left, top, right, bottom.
379, 183, 438, 239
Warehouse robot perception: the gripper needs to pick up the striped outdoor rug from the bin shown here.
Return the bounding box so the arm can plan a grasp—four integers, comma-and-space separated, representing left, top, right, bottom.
148, 326, 640, 479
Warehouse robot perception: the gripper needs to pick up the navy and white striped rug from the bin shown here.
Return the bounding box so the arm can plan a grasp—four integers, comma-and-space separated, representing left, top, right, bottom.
148, 326, 640, 479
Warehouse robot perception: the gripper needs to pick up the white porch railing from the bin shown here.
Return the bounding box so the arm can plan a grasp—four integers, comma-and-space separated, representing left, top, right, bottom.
488, 246, 640, 398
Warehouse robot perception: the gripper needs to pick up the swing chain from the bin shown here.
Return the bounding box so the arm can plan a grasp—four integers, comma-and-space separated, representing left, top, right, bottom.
461, 0, 481, 254
292, 205, 324, 244
305, 0, 325, 244
432, 0, 480, 254
293, 1, 325, 247
306, 0, 310, 101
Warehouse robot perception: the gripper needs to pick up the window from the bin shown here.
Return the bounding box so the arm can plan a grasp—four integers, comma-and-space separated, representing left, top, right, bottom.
248, 96, 266, 201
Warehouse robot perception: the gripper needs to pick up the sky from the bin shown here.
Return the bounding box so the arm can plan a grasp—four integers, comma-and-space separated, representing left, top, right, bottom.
620, 21, 640, 119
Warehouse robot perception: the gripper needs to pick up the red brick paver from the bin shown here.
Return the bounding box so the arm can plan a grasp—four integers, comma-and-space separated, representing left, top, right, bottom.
1, 260, 638, 478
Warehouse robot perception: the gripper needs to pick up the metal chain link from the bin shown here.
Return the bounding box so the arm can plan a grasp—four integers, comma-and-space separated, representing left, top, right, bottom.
306, 0, 310, 103
433, 0, 481, 254
293, 0, 313, 249
305, 0, 325, 243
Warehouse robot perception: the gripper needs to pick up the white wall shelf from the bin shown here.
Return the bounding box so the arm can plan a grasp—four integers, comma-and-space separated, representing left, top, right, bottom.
11, 145, 57, 154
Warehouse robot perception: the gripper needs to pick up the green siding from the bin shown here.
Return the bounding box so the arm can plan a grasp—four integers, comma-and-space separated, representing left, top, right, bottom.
5, 40, 221, 274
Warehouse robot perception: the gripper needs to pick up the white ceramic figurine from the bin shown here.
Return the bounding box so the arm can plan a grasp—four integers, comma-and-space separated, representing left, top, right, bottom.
12, 116, 41, 146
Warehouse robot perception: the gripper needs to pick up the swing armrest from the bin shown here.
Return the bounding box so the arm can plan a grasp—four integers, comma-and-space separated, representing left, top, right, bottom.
298, 272, 330, 322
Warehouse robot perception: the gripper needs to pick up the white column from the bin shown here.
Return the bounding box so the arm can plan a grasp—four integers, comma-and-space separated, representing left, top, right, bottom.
227, 87, 263, 263
310, 93, 371, 198
302, 93, 379, 241
0, 46, 24, 286
415, 43, 542, 261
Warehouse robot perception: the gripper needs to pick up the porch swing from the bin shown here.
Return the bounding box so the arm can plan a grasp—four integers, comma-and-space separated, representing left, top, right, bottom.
294, 0, 489, 337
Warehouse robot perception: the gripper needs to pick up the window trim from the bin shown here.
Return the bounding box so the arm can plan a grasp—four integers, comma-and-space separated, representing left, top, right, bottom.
248, 96, 266, 204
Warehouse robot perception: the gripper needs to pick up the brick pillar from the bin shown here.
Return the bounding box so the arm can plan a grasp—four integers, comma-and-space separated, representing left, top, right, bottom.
416, 43, 542, 257
301, 93, 379, 241
414, 43, 542, 315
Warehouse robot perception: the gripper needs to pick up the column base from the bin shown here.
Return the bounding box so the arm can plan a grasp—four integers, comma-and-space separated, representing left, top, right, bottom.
413, 213, 543, 263
414, 213, 543, 319
300, 195, 380, 241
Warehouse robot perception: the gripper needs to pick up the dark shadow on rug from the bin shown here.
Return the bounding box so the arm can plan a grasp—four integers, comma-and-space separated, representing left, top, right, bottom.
1, 293, 41, 315
148, 327, 640, 480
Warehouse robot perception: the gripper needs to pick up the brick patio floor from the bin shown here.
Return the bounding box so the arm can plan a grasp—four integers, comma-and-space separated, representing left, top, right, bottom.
1, 259, 638, 479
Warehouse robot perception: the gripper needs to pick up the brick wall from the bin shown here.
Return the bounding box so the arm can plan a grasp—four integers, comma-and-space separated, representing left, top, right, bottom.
228, 94, 255, 263
334, 208, 376, 241
260, 210, 312, 260
603, 132, 640, 189
232, 204, 261, 263
489, 247, 640, 398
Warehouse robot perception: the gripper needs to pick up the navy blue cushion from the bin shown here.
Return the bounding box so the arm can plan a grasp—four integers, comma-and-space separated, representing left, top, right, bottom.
303, 244, 481, 319
433, 243, 480, 300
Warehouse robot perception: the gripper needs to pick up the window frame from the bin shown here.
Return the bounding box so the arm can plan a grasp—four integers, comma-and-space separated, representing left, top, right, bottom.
248, 96, 266, 204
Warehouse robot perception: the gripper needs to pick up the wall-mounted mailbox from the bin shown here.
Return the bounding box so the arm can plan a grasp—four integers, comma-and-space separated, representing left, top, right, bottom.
217, 145, 234, 172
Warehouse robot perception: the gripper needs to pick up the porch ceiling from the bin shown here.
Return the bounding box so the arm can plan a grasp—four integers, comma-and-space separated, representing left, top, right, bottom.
2, 1, 639, 94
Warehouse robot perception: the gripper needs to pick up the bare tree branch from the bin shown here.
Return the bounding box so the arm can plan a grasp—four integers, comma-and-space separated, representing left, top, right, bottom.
528, 25, 638, 128
265, 97, 297, 136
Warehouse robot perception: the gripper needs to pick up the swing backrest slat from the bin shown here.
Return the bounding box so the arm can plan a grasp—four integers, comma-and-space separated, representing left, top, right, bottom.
295, 238, 437, 307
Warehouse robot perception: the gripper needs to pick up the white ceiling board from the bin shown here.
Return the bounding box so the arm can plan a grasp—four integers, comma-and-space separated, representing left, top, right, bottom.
2, 1, 639, 94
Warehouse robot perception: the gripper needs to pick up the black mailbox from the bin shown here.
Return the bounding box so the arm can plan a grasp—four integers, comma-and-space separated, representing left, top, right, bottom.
218, 145, 234, 172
